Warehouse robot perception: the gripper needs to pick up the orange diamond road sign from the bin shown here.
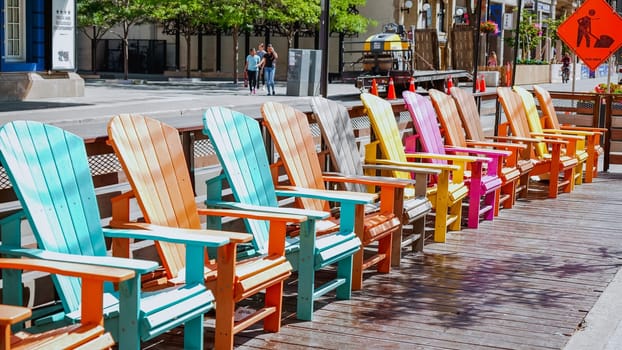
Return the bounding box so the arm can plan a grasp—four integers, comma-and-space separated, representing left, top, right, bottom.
557, 0, 622, 71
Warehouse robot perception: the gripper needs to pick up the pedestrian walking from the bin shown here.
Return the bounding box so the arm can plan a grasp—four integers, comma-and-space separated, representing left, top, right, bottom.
258, 44, 278, 95
256, 43, 266, 90
245, 48, 260, 94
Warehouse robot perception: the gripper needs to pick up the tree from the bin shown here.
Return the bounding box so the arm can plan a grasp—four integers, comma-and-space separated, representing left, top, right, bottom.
209, 0, 262, 84
77, 0, 116, 73
264, 0, 321, 48
329, 0, 375, 35
152, 0, 213, 78
108, 0, 154, 80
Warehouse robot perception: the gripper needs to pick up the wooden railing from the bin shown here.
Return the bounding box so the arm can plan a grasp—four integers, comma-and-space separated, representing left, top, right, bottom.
0, 90, 616, 303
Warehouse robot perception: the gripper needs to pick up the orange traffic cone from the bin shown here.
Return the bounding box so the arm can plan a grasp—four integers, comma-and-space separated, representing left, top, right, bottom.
370, 79, 378, 96
478, 74, 487, 92
446, 75, 453, 94
408, 77, 416, 92
387, 77, 397, 100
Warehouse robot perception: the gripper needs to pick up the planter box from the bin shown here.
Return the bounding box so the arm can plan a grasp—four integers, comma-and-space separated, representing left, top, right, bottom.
514, 64, 550, 85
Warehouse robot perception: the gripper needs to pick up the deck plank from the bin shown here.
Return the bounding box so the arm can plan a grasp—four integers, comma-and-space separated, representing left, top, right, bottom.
142, 172, 622, 349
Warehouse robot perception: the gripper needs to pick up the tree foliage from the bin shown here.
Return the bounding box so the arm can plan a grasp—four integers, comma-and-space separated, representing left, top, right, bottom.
77, 0, 116, 73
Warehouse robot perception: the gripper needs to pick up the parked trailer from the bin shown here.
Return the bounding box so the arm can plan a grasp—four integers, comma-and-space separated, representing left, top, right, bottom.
341, 24, 471, 95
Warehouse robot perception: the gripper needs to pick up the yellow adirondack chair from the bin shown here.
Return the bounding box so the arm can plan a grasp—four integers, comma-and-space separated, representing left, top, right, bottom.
429, 88, 522, 213
449, 87, 534, 200
261, 101, 429, 289
497, 87, 578, 198
513, 86, 586, 186
533, 85, 606, 183
310, 96, 437, 258
360, 92, 467, 243
0, 258, 128, 350
107, 114, 302, 349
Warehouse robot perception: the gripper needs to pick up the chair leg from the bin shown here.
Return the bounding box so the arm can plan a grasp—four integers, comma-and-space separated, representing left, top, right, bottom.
263, 282, 284, 332
377, 234, 392, 273
335, 255, 354, 301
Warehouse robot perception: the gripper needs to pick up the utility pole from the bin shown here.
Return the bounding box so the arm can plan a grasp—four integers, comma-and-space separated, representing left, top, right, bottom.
319, 0, 330, 97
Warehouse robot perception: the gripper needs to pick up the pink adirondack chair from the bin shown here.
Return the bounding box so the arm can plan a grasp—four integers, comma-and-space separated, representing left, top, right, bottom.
402, 90, 504, 229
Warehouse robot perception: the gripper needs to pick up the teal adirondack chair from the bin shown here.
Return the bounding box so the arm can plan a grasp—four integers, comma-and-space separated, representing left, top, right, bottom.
203, 106, 376, 321
0, 121, 236, 350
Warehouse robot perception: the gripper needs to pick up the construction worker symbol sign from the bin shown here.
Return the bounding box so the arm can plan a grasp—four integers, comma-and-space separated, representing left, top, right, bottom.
557, 0, 622, 71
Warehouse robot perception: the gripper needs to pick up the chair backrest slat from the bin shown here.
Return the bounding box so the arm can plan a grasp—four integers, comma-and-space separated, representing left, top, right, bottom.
203, 107, 276, 254
310, 97, 366, 193
402, 91, 448, 165
360, 93, 412, 181
450, 88, 487, 141
513, 86, 549, 157
428, 89, 468, 147
108, 115, 200, 277
262, 102, 328, 212
0, 121, 108, 312
533, 85, 562, 130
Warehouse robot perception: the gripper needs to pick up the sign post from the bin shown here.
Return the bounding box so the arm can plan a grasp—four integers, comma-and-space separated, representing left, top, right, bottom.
51, 0, 76, 70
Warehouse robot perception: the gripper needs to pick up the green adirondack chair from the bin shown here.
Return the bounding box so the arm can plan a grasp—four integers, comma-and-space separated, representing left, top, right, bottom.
309, 97, 438, 259
0, 120, 236, 350
203, 106, 375, 321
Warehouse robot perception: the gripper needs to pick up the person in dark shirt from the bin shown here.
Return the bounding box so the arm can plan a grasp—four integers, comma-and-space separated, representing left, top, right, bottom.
258, 44, 278, 95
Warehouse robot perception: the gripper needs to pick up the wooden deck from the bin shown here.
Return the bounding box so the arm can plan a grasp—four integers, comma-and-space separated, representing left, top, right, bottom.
143, 170, 622, 350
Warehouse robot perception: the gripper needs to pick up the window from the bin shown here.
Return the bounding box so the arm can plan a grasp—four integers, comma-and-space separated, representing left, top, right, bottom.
5, 0, 26, 61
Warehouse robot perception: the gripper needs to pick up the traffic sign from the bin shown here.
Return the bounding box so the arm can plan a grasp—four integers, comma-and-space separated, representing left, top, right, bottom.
557, 0, 622, 71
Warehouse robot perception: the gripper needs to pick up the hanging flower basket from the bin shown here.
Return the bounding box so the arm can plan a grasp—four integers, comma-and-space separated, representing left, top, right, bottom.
480, 20, 499, 35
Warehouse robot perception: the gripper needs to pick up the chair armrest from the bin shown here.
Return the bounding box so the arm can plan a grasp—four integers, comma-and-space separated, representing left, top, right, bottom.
560, 125, 607, 134
275, 186, 377, 205
323, 173, 414, 188
0, 304, 31, 326
542, 128, 593, 136
542, 128, 594, 136
369, 158, 460, 172
530, 132, 581, 141
109, 221, 253, 244
102, 227, 230, 248
328, 170, 416, 186
404, 152, 488, 163
466, 140, 527, 150
197, 207, 307, 224
0, 257, 135, 283
0, 246, 158, 275
444, 146, 511, 158
486, 135, 542, 143
206, 200, 330, 220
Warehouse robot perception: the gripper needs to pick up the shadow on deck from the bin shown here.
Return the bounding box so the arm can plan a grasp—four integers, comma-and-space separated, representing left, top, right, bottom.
143, 171, 622, 350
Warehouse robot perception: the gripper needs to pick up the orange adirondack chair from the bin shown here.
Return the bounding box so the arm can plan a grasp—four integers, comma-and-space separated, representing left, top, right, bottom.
497, 87, 578, 198
533, 85, 605, 183
310, 96, 437, 257
108, 114, 301, 349
261, 101, 406, 290
513, 86, 586, 186
360, 92, 467, 242
429, 88, 523, 213
449, 87, 534, 200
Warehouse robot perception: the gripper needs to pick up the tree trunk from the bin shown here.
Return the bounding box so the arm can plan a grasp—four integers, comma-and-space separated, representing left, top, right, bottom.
91, 27, 97, 73
186, 33, 192, 78
233, 26, 239, 84
123, 23, 130, 80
